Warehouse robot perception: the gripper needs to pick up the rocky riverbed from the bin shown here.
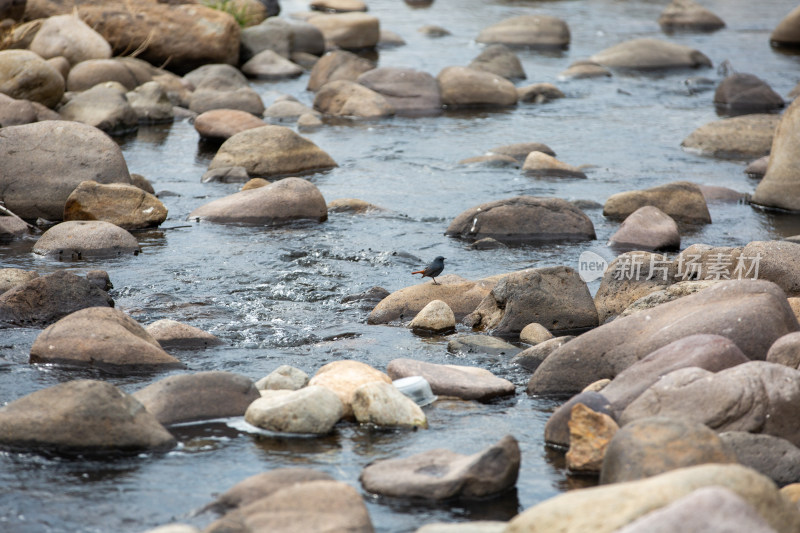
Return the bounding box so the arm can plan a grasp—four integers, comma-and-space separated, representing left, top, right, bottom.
3, 0, 800, 532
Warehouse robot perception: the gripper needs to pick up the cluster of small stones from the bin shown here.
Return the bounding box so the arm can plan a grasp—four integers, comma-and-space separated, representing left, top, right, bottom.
4, 0, 800, 532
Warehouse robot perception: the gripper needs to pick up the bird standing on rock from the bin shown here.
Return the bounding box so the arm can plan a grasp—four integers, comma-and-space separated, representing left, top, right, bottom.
411, 256, 445, 285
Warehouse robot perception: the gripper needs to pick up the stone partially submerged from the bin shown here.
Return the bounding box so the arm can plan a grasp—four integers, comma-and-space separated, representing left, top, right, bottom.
603, 181, 710, 224
133, 372, 259, 426
30, 307, 182, 370
188, 177, 327, 225
445, 196, 596, 244
33, 220, 141, 258
206, 480, 375, 533
360, 435, 520, 499
0, 270, 113, 328
476, 15, 570, 49
367, 274, 497, 324
0, 380, 176, 455
464, 266, 598, 336
207, 126, 336, 178
681, 114, 780, 159
589, 38, 712, 70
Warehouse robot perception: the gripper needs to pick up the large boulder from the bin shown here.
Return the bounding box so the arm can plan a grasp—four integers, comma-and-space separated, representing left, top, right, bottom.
29, 307, 182, 369
32, 220, 140, 258
387, 358, 515, 401
207, 126, 336, 178
76, 2, 240, 74
307, 50, 374, 92
658, 0, 725, 32
436, 66, 517, 108
367, 274, 496, 324
600, 417, 738, 484
308, 360, 392, 418
357, 67, 442, 115
608, 206, 680, 251
600, 334, 749, 417
476, 15, 570, 49
445, 196, 595, 243
0, 380, 176, 454
0, 270, 113, 328
0, 49, 65, 108
752, 97, 800, 210
188, 177, 327, 225
64, 180, 167, 230
360, 435, 520, 499
313, 80, 395, 119
29, 14, 112, 65
714, 73, 784, 114
620, 361, 800, 447
522, 152, 586, 178
603, 181, 711, 223
464, 266, 598, 336
504, 464, 800, 533
244, 386, 344, 434
133, 372, 259, 426
528, 280, 799, 395
589, 38, 711, 70
205, 480, 374, 533
0, 120, 132, 221
306, 12, 379, 50
681, 114, 780, 159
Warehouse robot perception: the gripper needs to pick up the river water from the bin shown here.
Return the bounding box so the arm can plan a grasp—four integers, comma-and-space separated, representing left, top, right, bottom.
2, 0, 800, 531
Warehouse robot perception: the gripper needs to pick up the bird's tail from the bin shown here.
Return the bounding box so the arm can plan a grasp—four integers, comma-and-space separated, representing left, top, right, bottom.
411, 270, 424, 275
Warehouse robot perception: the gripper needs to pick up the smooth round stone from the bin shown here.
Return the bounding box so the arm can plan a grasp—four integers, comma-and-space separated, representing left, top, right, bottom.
0, 380, 176, 454
241, 50, 304, 80
590, 38, 711, 70
188, 177, 328, 225
409, 299, 456, 334
29, 14, 112, 66
476, 15, 570, 49
63, 180, 168, 230
33, 221, 140, 258
351, 381, 428, 428
519, 323, 553, 345
244, 386, 344, 434
522, 151, 586, 178
0, 49, 65, 108
194, 109, 266, 140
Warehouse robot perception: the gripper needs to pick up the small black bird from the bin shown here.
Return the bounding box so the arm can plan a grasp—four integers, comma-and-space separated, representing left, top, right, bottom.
412, 256, 445, 285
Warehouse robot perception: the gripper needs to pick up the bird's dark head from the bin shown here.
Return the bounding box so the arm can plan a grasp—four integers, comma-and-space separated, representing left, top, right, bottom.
434, 256, 445, 262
